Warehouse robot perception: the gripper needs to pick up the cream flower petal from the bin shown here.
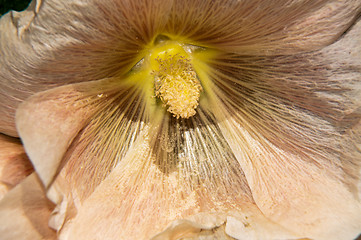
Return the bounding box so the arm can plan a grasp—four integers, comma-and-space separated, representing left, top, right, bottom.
152, 217, 227, 240
208, 17, 361, 240
57, 124, 299, 240
42, 102, 301, 239
59, 109, 248, 237
15, 79, 122, 187
15, 76, 155, 231
0, 134, 33, 200
47, 82, 153, 203
218, 115, 361, 239
0, 173, 56, 240
154, 205, 301, 240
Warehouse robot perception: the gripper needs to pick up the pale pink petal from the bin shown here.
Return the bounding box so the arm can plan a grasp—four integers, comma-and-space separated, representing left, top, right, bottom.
219, 118, 361, 239
58, 136, 240, 239
2, 0, 360, 136
15, 77, 153, 232
165, 0, 361, 55
50, 106, 300, 240
2, 1, 360, 239
15, 79, 122, 187
207, 17, 361, 240
95, 0, 361, 55
0, 134, 33, 200
0, 173, 56, 240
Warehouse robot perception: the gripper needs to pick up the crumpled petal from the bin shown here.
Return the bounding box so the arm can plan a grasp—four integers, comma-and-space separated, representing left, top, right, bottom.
225, 207, 301, 240
0, 0, 95, 136
154, 205, 301, 240
0, 0, 44, 136
0, 173, 56, 240
151, 216, 226, 240
0, 134, 33, 200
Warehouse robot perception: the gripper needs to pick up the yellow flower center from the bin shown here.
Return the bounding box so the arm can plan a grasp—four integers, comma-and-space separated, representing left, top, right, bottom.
149, 44, 202, 119
127, 37, 216, 119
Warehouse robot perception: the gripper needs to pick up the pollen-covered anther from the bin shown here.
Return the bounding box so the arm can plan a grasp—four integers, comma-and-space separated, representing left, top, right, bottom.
152, 53, 202, 119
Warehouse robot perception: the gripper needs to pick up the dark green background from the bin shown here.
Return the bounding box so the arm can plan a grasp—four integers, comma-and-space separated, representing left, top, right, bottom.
0, 0, 32, 15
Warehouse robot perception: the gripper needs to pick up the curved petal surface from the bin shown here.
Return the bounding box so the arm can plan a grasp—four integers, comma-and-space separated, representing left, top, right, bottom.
210, 16, 361, 240
58, 125, 298, 240
0, 134, 33, 200
0, 173, 56, 240
16, 79, 119, 186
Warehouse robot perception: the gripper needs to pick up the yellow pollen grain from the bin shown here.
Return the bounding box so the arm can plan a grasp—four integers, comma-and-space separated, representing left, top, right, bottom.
152, 53, 202, 119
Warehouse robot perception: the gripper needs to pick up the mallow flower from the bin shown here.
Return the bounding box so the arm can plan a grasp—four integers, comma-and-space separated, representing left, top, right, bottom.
0, 0, 361, 239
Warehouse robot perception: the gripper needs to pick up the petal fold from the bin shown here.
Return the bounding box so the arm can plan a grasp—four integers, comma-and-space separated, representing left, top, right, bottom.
0, 134, 33, 200
0, 173, 56, 240
16, 79, 117, 187
0, 0, 105, 136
